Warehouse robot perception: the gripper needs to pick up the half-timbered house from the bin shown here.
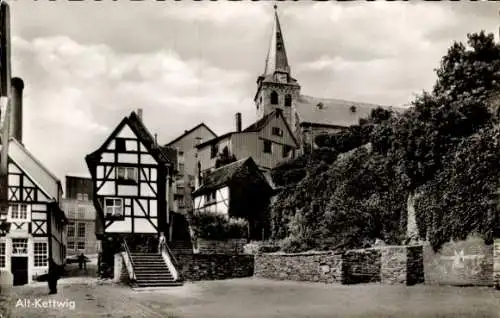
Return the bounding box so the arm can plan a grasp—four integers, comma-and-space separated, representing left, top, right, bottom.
0, 137, 67, 285
192, 157, 273, 240
85, 110, 182, 287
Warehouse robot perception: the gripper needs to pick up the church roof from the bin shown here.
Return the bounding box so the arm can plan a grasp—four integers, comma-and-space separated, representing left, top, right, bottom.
295, 95, 407, 128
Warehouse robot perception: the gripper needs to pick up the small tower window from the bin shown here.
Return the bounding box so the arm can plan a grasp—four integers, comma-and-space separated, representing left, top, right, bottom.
270, 91, 278, 105
285, 94, 292, 107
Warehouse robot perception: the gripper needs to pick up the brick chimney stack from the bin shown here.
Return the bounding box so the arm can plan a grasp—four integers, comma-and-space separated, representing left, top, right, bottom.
10, 77, 24, 143
235, 112, 242, 132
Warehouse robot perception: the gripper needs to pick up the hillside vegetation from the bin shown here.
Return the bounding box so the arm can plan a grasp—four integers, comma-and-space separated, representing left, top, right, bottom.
270, 31, 500, 252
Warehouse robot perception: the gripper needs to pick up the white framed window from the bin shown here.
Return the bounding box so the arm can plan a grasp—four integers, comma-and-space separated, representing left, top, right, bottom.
67, 241, 75, 250
82, 193, 89, 201
9, 204, 29, 221
104, 198, 123, 218
0, 242, 5, 268
12, 238, 28, 255
77, 242, 85, 250
116, 167, 138, 182
34, 242, 48, 267
67, 222, 75, 237
77, 206, 86, 219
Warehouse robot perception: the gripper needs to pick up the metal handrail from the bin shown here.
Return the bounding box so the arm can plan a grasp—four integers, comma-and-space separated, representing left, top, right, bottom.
122, 238, 136, 278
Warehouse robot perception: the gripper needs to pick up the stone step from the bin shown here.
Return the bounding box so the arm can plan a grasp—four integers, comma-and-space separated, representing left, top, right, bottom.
134, 267, 170, 271
135, 281, 183, 288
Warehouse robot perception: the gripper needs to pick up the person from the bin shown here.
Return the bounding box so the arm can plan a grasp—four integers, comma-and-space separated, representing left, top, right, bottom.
78, 253, 88, 271
47, 258, 59, 295
158, 232, 166, 253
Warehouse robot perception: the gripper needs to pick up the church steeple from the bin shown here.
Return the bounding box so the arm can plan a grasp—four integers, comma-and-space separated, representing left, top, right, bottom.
263, 5, 290, 76
254, 4, 301, 128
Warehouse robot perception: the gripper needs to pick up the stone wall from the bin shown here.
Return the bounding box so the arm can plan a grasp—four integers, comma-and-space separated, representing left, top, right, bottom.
494, 239, 500, 289
177, 254, 254, 281
195, 239, 247, 254
423, 236, 493, 286
254, 246, 425, 286
254, 252, 343, 283
342, 248, 381, 284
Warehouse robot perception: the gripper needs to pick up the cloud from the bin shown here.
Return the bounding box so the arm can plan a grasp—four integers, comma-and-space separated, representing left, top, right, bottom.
12, 35, 252, 181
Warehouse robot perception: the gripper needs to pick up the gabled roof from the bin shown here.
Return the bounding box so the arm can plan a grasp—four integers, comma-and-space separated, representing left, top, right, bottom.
295, 95, 407, 128
86, 111, 174, 167
195, 132, 234, 149
192, 157, 272, 196
5, 137, 62, 201
244, 109, 299, 147
164, 123, 217, 147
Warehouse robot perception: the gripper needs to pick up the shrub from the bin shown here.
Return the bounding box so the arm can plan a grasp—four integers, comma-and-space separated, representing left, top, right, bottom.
190, 211, 248, 240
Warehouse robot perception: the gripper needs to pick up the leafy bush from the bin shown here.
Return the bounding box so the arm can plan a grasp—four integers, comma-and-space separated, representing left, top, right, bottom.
190, 211, 248, 240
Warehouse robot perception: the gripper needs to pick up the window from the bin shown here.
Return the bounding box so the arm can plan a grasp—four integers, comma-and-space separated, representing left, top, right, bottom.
77, 242, 85, 250
263, 140, 272, 154
0, 242, 5, 268
285, 94, 292, 107
115, 138, 126, 152
283, 145, 292, 158
178, 163, 185, 174
34, 242, 48, 267
104, 198, 123, 218
82, 193, 89, 201
204, 191, 216, 203
272, 127, 283, 137
77, 206, 86, 219
178, 151, 184, 157
270, 91, 278, 105
67, 241, 75, 250
12, 238, 28, 255
210, 144, 218, 159
10, 204, 28, 220
77, 223, 86, 238
77, 193, 83, 200
116, 167, 138, 183
67, 222, 75, 237
68, 207, 76, 219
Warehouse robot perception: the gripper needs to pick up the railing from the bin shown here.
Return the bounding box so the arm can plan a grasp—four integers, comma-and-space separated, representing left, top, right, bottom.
159, 240, 182, 281
121, 238, 136, 281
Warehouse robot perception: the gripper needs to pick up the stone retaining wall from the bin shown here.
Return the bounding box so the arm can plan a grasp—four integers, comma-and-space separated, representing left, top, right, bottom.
195, 239, 247, 254
254, 245, 425, 286
177, 254, 254, 281
423, 236, 493, 286
254, 252, 342, 283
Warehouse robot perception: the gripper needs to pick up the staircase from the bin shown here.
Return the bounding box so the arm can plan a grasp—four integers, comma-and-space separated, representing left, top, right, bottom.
169, 240, 194, 256
129, 252, 183, 288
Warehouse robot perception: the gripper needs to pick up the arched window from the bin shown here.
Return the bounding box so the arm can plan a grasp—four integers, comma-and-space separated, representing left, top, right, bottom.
270, 91, 278, 105
284, 94, 292, 107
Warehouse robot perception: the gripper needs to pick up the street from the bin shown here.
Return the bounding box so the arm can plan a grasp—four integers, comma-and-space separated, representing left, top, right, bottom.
4, 277, 500, 318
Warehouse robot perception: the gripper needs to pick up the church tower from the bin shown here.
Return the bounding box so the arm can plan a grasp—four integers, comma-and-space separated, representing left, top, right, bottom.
254, 5, 301, 129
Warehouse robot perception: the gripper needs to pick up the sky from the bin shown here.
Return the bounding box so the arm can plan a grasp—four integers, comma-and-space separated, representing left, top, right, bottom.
6, 0, 500, 189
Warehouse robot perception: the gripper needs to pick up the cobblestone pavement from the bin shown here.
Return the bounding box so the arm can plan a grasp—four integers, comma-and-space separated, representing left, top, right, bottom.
5, 277, 500, 318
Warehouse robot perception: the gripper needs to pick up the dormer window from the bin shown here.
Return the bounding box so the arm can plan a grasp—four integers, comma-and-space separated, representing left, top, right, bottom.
270, 91, 278, 105
210, 144, 219, 159
350, 105, 357, 113
317, 102, 324, 110
116, 166, 138, 184
285, 94, 292, 107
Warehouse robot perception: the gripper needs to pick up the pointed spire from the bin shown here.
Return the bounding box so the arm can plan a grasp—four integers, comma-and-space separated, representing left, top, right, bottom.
263, 5, 290, 76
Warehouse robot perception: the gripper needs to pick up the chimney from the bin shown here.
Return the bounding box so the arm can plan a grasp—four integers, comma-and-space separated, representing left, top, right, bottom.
10, 77, 24, 143
235, 112, 242, 132
136, 108, 143, 121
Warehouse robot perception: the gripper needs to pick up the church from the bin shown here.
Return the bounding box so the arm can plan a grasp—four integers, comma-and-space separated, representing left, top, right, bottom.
187, 6, 402, 227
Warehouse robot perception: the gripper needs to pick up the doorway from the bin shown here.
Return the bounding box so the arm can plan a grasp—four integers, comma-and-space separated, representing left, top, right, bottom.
11, 256, 28, 286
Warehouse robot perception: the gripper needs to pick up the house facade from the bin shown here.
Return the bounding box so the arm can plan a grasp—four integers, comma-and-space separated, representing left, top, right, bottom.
164, 123, 217, 216
192, 157, 273, 240
62, 175, 99, 256
0, 138, 67, 285
85, 110, 177, 252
